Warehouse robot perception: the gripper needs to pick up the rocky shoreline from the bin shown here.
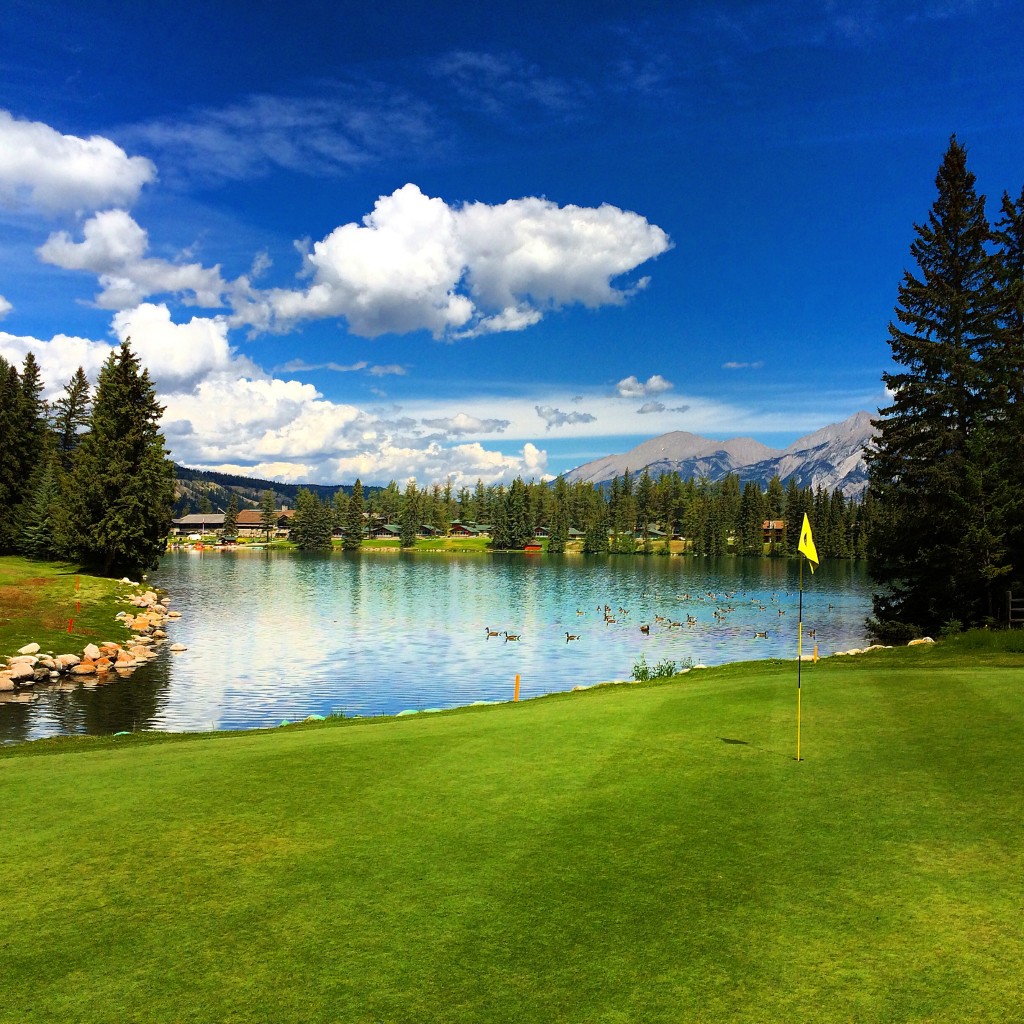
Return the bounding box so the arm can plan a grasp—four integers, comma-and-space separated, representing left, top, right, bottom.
0, 582, 183, 694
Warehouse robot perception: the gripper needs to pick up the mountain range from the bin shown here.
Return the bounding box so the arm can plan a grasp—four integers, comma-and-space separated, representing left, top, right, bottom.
562, 411, 876, 496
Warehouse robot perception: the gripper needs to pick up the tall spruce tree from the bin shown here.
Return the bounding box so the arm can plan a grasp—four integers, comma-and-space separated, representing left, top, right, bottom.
399, 480, 419, 548
0, 358, 23, 550
64, 341, 174, 574
50, 366, 92, 470
991, 187, 1024, 595
867, 137, 1007, 632
223, 493, 239, 538
547, 477, 570, 554
342, 479, 365, 550
259, 489, 277, 541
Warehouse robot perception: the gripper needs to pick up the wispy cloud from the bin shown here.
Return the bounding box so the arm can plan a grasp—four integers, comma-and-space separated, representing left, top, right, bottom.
434, 51, 593, 124
120, 86, 437, 184
722, 360, 764, 370
277, 358, 407, 377
421, 413, 511, 435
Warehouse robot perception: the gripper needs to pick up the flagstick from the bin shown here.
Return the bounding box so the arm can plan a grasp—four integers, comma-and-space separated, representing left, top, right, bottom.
797, 555, 803, 762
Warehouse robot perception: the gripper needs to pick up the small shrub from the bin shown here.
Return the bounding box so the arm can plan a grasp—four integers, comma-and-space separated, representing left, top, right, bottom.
866, 617, 922, 643
631, 655, 692, 681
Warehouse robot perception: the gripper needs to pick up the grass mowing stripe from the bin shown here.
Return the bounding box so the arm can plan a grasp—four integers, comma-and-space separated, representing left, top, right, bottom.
1, 648, 1022, 1022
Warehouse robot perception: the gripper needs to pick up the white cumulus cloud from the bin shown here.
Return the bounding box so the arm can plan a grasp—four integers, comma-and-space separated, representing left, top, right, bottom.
38, 209, 228, 309
0, 296, 11, 319
615, 373, 674, 398
233, 183, 670, 339
110, 303, 254, 393
0, 110, 156, 213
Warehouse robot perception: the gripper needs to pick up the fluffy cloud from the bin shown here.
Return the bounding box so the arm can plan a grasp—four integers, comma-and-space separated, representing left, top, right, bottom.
615, 373, 674, 398
0, 110, 155, 212
0, 329, 112, 397
535, 404, 598, 430
110, 303, 254, 392
0, 295, 11, 319
29, 180, 669, 343
38, 209, 228, 309
420, 413, 511, 435
234, 183, 670, 339
330, 440, 545, 487
637, 401, 665, 414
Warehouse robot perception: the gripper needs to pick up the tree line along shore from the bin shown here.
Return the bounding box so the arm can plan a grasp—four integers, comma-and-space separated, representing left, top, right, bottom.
2, 138, 1023, 642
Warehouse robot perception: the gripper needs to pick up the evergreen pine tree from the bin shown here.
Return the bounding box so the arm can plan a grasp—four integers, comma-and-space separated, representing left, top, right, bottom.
506, 478, 531, 548
19, 451, 62, 559
489, 488, 511, 549
547, 478, 570, 554
222, 494, 239, 538
0, 358, 23, 550
867, 137, 1007, 631
400, 480, 419, 548
342, 479, 365, 550
738, 481, 766, 556
291, 488, 333, 550
49, 366, 93, 474
582, 502, 609, 554
991, 187, 1024, 598
259, 489, 277, 541
63, 341, 174, 573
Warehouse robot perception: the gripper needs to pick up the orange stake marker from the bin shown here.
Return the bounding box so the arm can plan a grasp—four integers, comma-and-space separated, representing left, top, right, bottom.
67, 618, 74, 633
76, 575, 80, 591
514, 673, 521, 702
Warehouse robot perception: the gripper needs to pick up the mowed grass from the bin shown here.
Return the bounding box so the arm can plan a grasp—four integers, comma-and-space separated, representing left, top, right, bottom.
0, 556, 134, 657
2, 642, 1022, 1023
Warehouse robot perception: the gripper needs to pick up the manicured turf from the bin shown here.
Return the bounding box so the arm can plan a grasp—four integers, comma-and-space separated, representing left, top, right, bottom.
0, 556, 135, 657
2, 641, 1022, 1022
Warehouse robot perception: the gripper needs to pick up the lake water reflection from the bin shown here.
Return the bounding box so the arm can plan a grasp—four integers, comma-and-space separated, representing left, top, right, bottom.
2, 550, 873, 742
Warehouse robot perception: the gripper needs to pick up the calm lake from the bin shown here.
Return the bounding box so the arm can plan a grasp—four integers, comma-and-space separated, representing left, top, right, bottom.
1, 551, 874, 743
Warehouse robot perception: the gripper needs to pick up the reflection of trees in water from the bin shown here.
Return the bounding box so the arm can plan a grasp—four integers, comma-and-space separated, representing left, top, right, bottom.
0, 653, 173, 742
0, 695, 34, 743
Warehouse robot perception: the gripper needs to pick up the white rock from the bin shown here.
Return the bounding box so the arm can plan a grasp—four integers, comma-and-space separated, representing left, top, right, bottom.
907, 636, 935, 646
17, 642, 40, 656
8, 655, 38, 666
169, 643, 188, 652
83, 643, 101, 661
0, 674, 15, 691
9, 663, 35, 682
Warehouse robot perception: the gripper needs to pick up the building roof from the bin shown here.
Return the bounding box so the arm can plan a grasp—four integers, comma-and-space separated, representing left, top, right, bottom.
235, 509, 295, 526
172, 513, 225, 527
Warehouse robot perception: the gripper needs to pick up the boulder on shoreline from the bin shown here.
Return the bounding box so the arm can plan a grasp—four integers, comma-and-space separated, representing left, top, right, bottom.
2, 581, 178, 692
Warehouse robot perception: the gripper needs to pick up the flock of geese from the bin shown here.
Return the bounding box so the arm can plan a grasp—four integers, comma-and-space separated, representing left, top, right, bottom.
485, 590, 829, 645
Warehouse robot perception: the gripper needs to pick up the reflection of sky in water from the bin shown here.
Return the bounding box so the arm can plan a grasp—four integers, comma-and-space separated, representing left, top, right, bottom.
2, 551, 873, 742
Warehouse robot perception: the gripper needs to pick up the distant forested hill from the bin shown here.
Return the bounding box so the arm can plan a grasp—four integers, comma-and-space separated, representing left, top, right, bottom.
172, 465, 375, 517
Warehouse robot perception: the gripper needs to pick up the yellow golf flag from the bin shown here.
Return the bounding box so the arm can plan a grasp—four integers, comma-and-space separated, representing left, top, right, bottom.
798, 513, 819, 573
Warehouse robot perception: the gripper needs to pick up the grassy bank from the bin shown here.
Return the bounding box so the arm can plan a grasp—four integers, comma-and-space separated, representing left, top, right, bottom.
0, 556, 133, 658
2, 640, 1022, 1022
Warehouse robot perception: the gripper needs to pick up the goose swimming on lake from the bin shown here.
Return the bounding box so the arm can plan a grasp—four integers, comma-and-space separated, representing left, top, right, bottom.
754, 631, 768, 639
565, 632, 580, 642
485, 627, 501, 638
504, 632, 521, 641
639, 624, 650, 634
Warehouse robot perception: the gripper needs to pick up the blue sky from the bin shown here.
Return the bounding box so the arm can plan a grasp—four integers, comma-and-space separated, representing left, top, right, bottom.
1, 0, 1022, 485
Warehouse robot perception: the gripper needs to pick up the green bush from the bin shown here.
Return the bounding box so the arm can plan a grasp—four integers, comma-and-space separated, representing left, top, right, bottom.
866, 617, 922, 643
632, 655, 692, 681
